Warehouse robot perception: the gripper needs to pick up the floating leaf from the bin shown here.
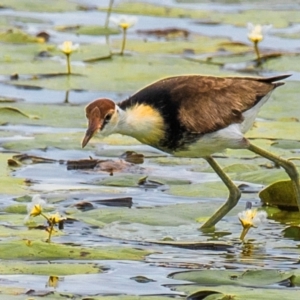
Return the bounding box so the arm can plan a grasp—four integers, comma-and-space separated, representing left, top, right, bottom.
0, 240, 151, 260
0, 260, 102, 275
282, 225, 300, 240
259, 180, 299, 209
170, 269, 293, 287
0, 29, 43, 43
185, 286, 300, 300
0, 106, 39, 119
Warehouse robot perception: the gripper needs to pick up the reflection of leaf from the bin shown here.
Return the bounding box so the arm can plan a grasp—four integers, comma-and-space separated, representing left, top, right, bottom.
0, 106, 39, 119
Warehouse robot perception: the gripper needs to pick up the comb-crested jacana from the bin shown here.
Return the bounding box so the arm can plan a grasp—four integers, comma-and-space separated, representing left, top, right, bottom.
82, 74, 300, 228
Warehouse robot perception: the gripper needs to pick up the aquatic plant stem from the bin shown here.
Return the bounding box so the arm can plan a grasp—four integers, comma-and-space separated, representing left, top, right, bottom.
105, 0, 114, 28
104, 0, 114, 47
66, 53, 71, 74
254, 41, 261, 66
40, 212, 54, 243
120, 27, 127, 55
240, 225, 251, 240
47, 223, 55, 243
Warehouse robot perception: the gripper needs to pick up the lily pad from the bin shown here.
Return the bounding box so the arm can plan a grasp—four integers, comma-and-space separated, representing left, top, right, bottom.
0, 0, 79, 12
0, 106, 39, 119
74, 200, 244, 228
0, 29, 43, 43
259, 180, 299, 209
170, 269, 293, 287
0, 153, 26, 195
0, 239, 151, 260
94, 174, 190, 187
56, 25, 119, 36
0, 260, 102, 275
185, 285, 300, 300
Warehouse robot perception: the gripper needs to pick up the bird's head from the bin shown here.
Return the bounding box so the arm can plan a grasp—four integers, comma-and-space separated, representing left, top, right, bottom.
82, 98, 118, 148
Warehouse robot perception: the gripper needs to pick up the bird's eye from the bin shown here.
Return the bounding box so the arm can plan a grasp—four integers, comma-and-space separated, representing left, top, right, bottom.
104, 114, 112, 122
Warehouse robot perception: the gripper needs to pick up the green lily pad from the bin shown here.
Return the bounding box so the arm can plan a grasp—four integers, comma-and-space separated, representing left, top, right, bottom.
223, 163, 261, 173
0, 239, 151, 260
247, 121, 300, 140
259, 180, 299, 209
2, 132, 83, 151
102, 2, 209, 19
0, 260, 102, 275
0, 29, 43, 43
0, 106, 39, 119
271, 139, 300, 150
3, 204, 28, 214
0, 0, 79, 12
6, 54, 230, 92
171, 269, 293, 287
185, 285, 300, 300
0, 153, 26, 195
282, 225, 300, 240
167, 181, 230, 198
56, 25, 119, 36
74, 200, 244, 228
94, 174, 190, 187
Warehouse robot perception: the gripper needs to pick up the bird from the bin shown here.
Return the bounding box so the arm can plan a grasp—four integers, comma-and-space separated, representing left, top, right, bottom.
81, 74, 300, 228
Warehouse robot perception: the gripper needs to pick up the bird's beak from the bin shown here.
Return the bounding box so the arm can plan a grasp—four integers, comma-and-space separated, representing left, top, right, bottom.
82, 107, 101, 148
82, 128, 95, 148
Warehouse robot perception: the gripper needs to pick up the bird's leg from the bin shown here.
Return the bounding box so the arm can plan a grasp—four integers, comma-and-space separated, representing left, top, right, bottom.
248, 142, 300, 210
201, 156, 241, 229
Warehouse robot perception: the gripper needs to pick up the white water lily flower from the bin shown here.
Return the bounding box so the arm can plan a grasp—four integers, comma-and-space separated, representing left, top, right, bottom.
238, 201, 268, 240
238, 208, 267, 228
109, 15, 138, 30
58, 41, 79, 55
25, 194, 47, 222
247, 23, 272, 43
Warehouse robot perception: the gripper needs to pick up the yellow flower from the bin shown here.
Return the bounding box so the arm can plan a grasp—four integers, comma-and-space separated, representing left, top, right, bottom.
48, 212, 66, 230
109, 15, 138, 30
47, 276, 59, 288
48, 212, 63, 224
58, 41, 79, 55
238, 202, 267, 240
238, 208, 267, 228
26, 195, 47, 219
30, 204, 43, 217
247, 23, 272, 43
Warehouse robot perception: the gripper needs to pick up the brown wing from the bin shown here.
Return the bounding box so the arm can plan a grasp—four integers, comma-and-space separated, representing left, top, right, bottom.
167, 75, 289, 134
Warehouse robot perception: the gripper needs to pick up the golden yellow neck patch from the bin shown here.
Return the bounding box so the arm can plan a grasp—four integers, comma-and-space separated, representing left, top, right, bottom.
119, 103, 165, 146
